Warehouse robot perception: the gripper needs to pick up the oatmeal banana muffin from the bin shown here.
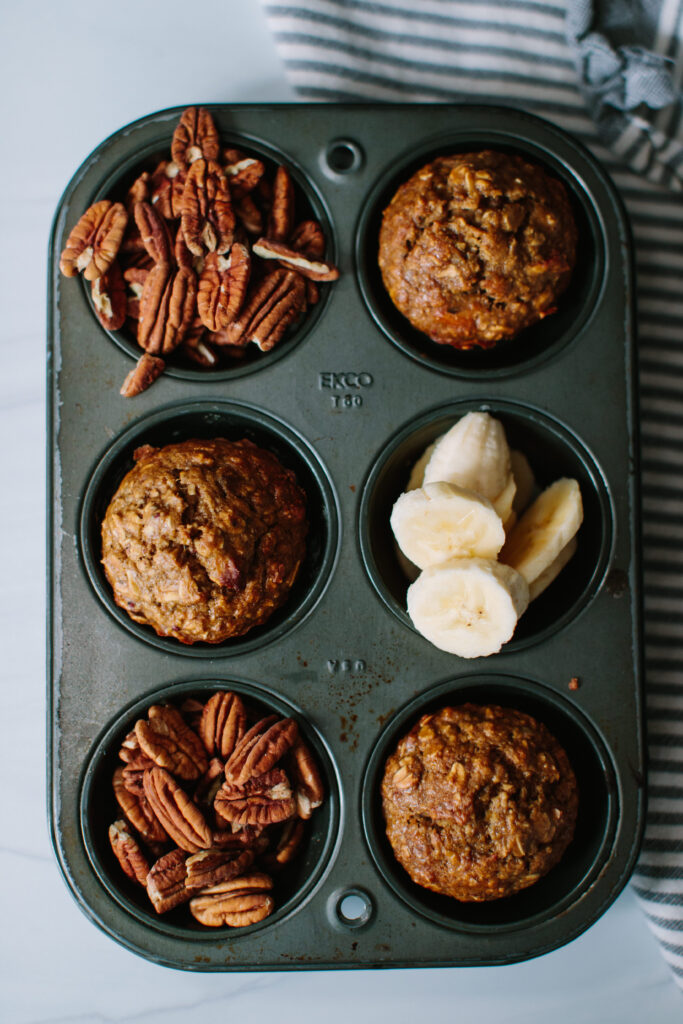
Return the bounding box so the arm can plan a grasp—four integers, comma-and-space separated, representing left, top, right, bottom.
381, 703, 578, 901
101, 438, 307, 644
378, 150, 577, 349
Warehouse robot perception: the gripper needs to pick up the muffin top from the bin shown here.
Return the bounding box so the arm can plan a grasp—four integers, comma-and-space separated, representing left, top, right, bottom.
381, 703, 578, 901
101, 437, 307, 644
378, 150, 577, 349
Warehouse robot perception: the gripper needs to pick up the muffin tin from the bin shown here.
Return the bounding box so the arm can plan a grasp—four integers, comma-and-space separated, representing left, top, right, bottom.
47, 103, 643, 969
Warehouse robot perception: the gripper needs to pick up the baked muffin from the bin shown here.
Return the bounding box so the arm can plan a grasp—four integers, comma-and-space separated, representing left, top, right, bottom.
378, 150, 577, 349
381, 703, 578, 901
101, 438, 307, 644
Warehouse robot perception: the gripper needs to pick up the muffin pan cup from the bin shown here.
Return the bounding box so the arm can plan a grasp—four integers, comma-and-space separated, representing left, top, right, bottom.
48, 103, 643, 970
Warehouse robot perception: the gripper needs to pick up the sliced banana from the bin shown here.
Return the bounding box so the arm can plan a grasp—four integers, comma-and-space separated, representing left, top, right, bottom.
510, 449, 537, 514
491, 474, 517, 523
395, 542, 420, 583
500, 478, 583, 585
407, 557, 529, 658
390, 482, 505, 569
406, 440, 439, 491
528, 536, 578, 601
423, 411, 511, 500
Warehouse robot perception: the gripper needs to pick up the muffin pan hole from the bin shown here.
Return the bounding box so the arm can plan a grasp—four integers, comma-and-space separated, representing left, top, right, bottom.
356, 124, 605, 379
322, 139, 365, 177
80, 400, 340, 657
328, 887, 375, 930
362, 674, 617, 933
359, 398, 613, 652
80, 679, 340, 938
85, 125, 336, 381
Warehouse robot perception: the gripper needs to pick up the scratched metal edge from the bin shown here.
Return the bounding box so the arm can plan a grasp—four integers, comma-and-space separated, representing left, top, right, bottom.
46, 102, 645, 970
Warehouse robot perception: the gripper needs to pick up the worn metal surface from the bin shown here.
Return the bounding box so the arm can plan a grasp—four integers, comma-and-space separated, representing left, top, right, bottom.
47, 104, 643, 970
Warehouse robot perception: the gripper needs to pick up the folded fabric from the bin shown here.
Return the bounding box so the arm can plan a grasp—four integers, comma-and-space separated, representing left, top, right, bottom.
263, 0, 683, 990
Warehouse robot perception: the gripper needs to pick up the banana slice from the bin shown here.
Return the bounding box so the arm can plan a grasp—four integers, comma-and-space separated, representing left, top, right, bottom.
407, 557, 529, 658
423, 411, 511, 500
510, 449, 537, 514
528, 536, 578, 601
500, 478, 583, 585
406, 440, 440, 491
492, 474, 517, 522
390, 482, 505, 569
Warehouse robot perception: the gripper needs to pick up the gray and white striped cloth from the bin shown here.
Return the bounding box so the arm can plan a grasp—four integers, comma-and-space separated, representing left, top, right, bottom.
262, 0, 683, 987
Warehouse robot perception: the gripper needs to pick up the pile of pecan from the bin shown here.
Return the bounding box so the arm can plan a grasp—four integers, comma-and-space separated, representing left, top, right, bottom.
107, 691, 325, 927
59, 106, 339, 397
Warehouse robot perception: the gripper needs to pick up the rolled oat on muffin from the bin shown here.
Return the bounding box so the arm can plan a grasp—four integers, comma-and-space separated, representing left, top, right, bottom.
381, 703, 578, 901
378, 150, 577, 349
101, 437, 307, 644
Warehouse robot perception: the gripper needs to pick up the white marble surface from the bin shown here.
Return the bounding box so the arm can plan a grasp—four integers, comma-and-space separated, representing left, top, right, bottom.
1, 1, 680, 1019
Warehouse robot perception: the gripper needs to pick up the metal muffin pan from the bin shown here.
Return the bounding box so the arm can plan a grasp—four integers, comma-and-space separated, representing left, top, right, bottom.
48, 103, 643, 970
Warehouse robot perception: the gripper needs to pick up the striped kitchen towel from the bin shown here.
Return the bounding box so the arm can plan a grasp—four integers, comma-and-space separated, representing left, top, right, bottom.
262, 0, 683, 987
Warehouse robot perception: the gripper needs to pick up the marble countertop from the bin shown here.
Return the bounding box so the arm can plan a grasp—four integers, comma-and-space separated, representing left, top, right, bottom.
1, 1, 680, 1019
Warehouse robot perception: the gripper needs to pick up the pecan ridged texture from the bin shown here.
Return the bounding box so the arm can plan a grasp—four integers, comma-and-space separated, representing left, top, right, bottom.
223, 149, 266, 199
189, 872, 274, 927
288, 738, 325, 819
135, 705, 208, 780
138, 263, 197, 355
172, 106, 220, 169
59, 200, 128, 281
267, 166, 295, 242
218, 269, 305, 351
91, 262, 127, 331
134, 201, 173, 266
120, 353, 166, 398
197, 244, 251, 331
185, 847, 256, 891
143, 766, 213, 853
214, 768, 296, 827
112, 765, 168, 845
252, 237, 339, 282
199, 691, 247, 760
108, 819, 151, 886
224, 715, 298, 784
146, 848, 190, 914
181, 158, 235, 258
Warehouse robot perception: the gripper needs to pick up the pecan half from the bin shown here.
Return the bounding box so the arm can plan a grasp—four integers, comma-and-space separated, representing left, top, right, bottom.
149, 160, 185, 220
59, 200, 128, 280
261, 819, 305, 872
267, 166, 295, 242
143, 767, 213, 853
126, 171, 150, 212
183, 334, 218, 367
112, 765, 168, 845
290, 220, 325, 259
197, 244, 251, 331
224, 716, 298, 784
189, 872, 274, 927
185, 847, 255, 891
135, 704, 208, 780
253, 238, 339, 282
181, 159, 235, 257
223, 149, 266, 198
134, 201, 172, 266
138, 264, 197, 355
172, 106, 220, 169
121, 753, 157, 796
220, 269, 305, 351
108, 819, 151, 886
146, 848, 190, 914
120, 353, 165, 397
199, 691, 247, 760
118, 730, 141, 763
215, 768, 296, 827
288, 739, 325, 819
234, 194, 264, 236
91, 262, 127, 331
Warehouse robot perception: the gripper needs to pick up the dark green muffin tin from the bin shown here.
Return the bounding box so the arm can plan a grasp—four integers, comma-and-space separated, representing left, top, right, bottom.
47, 103, 643, 970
